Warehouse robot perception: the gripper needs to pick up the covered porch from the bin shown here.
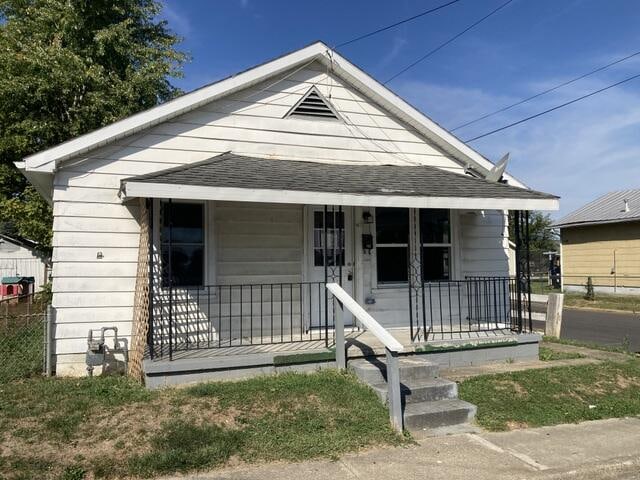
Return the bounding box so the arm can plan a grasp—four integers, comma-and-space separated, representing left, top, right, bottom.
119, 153, 558, 369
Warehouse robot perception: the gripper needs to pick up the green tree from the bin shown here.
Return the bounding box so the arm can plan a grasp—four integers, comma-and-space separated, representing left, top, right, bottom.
510, 211, 559, 253
0, 0, 187, 250
527, 211, 559, 252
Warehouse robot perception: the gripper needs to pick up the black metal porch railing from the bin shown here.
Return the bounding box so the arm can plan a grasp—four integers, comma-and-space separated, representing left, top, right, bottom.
148, 276, 532, 360
148, 281, 334, 360
408, 276, 532, 338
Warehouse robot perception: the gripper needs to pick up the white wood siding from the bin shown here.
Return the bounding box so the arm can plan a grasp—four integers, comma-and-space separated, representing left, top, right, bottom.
460, 210, 510, 277
214, 202, 303, 285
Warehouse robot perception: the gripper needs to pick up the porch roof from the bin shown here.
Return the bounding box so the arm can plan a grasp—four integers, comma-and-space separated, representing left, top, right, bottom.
120, 153, 559, 211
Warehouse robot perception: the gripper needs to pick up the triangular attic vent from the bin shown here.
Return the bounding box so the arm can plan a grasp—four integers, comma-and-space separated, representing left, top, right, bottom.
286, 87, 339, 120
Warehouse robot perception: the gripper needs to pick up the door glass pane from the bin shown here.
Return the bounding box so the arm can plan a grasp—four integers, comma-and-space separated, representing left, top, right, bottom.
313, 210, 345, 267
375, 208, 409, 244
420, 209, 450, 244
422, 247, 450, 281
376, 247, 408, 283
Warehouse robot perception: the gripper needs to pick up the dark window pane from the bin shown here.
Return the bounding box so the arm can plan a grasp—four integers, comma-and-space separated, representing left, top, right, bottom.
324, 211, 344, 229
376, 208, 409, 244
420, 209, 450, 244
376, 247, 408, 283
314, 211, 323, 229
422, 247, 450, 281
161, 203, 204, 244
162, 245, 204, 287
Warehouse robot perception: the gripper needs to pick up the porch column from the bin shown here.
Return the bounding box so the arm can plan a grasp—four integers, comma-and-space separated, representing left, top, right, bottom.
512, 210, 532, 332
147, 198, 155, 360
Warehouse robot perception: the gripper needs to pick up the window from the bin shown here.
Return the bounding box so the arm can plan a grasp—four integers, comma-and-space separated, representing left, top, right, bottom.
375, 208, 409, 284
161, 202, 204, 287
420, 209, 451, 281
313, 210, 345, 267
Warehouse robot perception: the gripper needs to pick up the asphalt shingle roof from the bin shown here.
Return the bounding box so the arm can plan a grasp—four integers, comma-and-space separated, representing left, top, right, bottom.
123, 153, 557, 202
553, 189, 640, 228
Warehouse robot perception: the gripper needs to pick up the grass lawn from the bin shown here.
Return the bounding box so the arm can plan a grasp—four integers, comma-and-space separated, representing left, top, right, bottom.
530, 279, 560, 295
0, 370, 404, 479
0, 319, 44, 383
459, 358, 640, 431
564, 292, 640, 313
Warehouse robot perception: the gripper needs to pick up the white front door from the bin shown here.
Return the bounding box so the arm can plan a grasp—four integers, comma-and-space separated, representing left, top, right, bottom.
305, 206, 354, 328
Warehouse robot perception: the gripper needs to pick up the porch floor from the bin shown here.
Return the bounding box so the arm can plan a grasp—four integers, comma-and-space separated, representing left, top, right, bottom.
147, 327, 522, 361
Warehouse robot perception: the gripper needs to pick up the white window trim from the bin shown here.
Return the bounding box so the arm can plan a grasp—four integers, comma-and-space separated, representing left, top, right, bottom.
155, 199, 208, 291
373, 207, 459, 288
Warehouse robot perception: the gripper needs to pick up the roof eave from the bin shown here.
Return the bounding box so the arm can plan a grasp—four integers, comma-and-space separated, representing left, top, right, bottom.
554, 217, 640, 229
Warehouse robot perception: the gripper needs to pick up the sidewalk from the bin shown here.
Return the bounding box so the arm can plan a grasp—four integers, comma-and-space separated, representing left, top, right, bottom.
171, 417, 640, 480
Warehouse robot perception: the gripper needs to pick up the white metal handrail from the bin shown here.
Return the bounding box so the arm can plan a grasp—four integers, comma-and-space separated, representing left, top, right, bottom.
326, 282, 404, 432
326, 283, 403, 352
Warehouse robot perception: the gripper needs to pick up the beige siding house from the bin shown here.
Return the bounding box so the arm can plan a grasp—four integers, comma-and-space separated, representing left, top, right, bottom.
554, 189, 640, 294
17, 42, 558, 381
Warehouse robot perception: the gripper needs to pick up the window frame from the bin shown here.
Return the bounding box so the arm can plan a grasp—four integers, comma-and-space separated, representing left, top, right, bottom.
159, 199, 207, 288
374, 207, 410, 287
420, 209, 453, 283
373, 208, 458, 288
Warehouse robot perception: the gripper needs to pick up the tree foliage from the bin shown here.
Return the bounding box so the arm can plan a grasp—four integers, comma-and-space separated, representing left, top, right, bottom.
0, 0, 186, 250
527, 211, 559, 252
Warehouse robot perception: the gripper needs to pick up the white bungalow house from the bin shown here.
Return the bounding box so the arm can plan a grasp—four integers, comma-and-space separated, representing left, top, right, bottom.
17, 42, 558, 385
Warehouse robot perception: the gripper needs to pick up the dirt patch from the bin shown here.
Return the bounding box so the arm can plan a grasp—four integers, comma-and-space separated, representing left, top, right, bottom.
615, 374, 640, 390
494, 380, 528, 398
0, 392, 249, 479
506, 420, 529, 430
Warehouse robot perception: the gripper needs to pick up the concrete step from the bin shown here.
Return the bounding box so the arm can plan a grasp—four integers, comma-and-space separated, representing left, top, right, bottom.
349, 356, 439, 385
371, 377, 458, 405
403, 399, 477, 431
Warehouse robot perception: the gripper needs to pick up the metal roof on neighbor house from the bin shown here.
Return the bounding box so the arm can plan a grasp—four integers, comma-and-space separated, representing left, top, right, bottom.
120, 153, 559, 211
553, 189, 640, 228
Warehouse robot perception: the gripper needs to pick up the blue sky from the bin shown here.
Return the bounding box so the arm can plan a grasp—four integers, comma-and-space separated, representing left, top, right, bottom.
160, 0, 640, 217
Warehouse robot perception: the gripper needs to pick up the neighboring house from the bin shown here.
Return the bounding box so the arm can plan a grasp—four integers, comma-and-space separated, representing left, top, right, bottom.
17, 42, 558, 381
553, 189, 640, 295
0, 233, 49, 293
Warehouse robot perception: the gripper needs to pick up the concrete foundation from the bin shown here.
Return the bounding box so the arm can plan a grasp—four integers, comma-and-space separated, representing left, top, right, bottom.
143, 333, 540, 389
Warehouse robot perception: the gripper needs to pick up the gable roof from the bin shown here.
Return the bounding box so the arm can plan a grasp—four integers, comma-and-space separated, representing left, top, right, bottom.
18, 41, 525, 188
120, 153, 559, 211
553, 189, 640, 228
0, 233, 39, 251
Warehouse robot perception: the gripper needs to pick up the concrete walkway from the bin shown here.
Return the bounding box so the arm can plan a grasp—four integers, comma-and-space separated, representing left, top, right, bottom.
171, 417, 640, 480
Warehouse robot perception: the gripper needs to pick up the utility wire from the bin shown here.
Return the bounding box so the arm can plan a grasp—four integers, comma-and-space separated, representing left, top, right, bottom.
335, 0, 462, 49
383, 0, 514, 84
453, 49, 640, 131
465, 71, 640, 142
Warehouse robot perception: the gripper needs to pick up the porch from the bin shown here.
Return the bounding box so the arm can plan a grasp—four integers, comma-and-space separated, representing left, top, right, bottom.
118, 153, 558, 380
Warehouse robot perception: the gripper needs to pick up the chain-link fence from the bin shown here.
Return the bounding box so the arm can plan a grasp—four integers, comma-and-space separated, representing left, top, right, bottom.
0, 295, 49, 383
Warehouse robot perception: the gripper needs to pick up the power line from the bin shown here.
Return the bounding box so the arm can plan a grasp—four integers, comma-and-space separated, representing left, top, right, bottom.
335, 0, 462, 49
453, 49, 640, 131
383, 0, 514, 84
464, 72, 640, 142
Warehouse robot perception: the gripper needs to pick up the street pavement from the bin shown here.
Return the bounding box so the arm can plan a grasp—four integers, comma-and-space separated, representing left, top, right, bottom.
171, 417, 640, 480
533, 307, 640, 352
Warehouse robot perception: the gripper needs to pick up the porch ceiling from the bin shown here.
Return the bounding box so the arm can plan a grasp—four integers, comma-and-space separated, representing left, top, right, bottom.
120, 153, 559, 211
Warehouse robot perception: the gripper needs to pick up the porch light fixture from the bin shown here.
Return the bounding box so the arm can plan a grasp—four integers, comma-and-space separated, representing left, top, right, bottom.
96, 251, 103, 259
362, 211, 373, 224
